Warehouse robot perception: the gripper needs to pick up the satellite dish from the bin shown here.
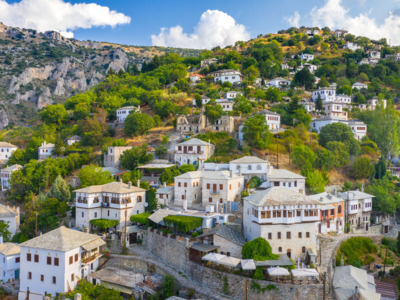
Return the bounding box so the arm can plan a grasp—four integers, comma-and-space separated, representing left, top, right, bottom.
144, 203, 149, 207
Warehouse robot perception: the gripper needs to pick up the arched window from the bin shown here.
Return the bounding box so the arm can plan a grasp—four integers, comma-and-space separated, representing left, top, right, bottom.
338, 205, 342, 214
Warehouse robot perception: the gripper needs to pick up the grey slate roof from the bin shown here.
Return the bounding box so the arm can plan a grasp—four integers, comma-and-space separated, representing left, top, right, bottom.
74, 181, 145, 194
312, 115, 345, 122
20, 226, 105, 252
178, 138, 213, 146
258, 109, 280, 116
66, 135, 83, 141
2, 164, 23, 172
308, 192, 343, 205
0, 204, 18, 218
0, 142, 17, 148
230, 156, 267, 164
269, 169, 305, 180
0, 243, 20, 256
39, 143, 55, 148
201, 95, 211, 100
175, 170, 243, 180
244, 187, 320, 207
156, 186, 174, 194
196, 225, 246, 246
341, 190, 375, 200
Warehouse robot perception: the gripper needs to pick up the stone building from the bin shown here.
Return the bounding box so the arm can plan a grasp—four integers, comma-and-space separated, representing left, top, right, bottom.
74, 180, 146, 231
174, 170, 244, 209
260, 168, 306, 194
243, 187, 320, 262
322, 101, 348, 120
207, 115, 235, 133
0, 204, 20, 238
195, 223, 245, 258
174, 138, 214, 167
103, 146, 132, 168
155, 183, 174, 206
176, 114, 206, 134
341, 190, 374, 232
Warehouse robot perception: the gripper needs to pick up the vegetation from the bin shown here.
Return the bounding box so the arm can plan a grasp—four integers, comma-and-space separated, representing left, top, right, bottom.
89, 219, 119, 231
163, 216, 203, 232
130, 212, 151, 226
336, 237, 378, 268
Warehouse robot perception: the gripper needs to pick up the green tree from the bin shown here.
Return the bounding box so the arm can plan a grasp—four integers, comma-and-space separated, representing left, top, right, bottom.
313, 148, 334, 171
161, 273, 178, 299
317, 77, 329, 88
194, 93, 203, 108
318, 122, 360, 155
306, 170, 330, 194
0, 222, 12, 242
265, 87, 282, 102
243, 65, 260, 81
242, 115, 273, 150
375, 157, 387, 179
291, 145, 316, 175
204, 104, 224, 124
79, 165, 114, 188
120, 144, 153, 170
293, 67, 315, 89
124, 113, 155, 137
73, 102, 90, 120
325, 141, 350, 167
46, 175, 71, 202
233, 95, 253, 114
349, 157, 375, 180
366, 175, 399, 214
39, 104, 69, 126
291, 109, 312, 129
52, 135, 64, 157
315, 94, 323, 111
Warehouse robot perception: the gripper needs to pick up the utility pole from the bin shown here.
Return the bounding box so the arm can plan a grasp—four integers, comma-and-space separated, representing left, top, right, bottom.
323, 272, 326, 300
35, 213, 38, 237
289, 144, 291, 166
276, 135, 279, 169
245, 280, 248, 300
124, 200, 128, 247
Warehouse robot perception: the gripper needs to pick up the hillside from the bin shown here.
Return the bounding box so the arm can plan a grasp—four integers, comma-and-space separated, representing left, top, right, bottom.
0, 22, 202, 128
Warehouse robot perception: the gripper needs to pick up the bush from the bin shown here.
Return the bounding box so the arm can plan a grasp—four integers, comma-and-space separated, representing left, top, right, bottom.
253, 267, 264, 280
130, 212, 151, 226
336, 237, 377, 266
349, 157, 375, 179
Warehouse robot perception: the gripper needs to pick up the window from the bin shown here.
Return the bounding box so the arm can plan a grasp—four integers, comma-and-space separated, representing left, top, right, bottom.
28, 272, 32, 279
54, 257, 59, 266
266, 211, 271, 218
277, 232, 281, 239
71, 274, 74, 282
238, 182, 241, 188
298, 232, 302, 238
69, 256, 73, 265
47, 257, 51, 265
178, 182, 181, 187
182, 195, 184, 200
53, 276, 56, 284
219, 198, 223, 203
278, 247, 282, 252
196, 182, 199, 187
137, 196, 142, 202
257, 165, 261, 170
16, 257, 20, 263
82, 212, 84, 217
287, 232, 291, 239
41, 275, 44, 282
75, 254, 78, 262
306, 232, 310, 238
27, 253, 31, 261
207, 183, 210, 189
184, 182, 187, 187
219, 184, 223, 190
229, 184, 231, 190
297, 210, 301, 217
94, 212, 97, 218
34, 254, 39, 263
248, 165, 252, 170
209, 197, 212, 203
338, 205, 342, 214
302, 247, 306, 253
193, 182, 195, 187
268, 233, 272, 239
330, 209, 335, 216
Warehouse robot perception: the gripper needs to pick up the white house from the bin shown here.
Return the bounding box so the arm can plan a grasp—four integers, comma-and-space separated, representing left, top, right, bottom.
223, 91, 243, 100
229, 156, 269, 181
156, 183, 174, 207
335, 94, 352, 104
347, 119, 367, 140
116, 106, 140, 123
322, 101, 348, 120
74, 180, 146, 231
0, 142, 18, 163
0, 242, 20, 283
174, 138, 215, 167
0, 204, 20, 238
189, 73, 204, 83
343, 42, 362, 51
281, 63, 290, 70
258, 110, 281, 130
65, 135, 83, 146
312, 87, 336, 102
315, 76, 321, 84
297, 63, 318, 73
18, 226, 106, 300
208, 69, 243, 84
243, 187, 320, 261
300, 53, 314, 62
367, 97, 387, 110
174, 170, 244, 209
1, 164, 22, 191
341, 190, 374, 232
334, 29, 348, 37
311, 116, 367, 140
305, 29, 320, 36
300, 99, 315, 113
260, 168, 306, 194
38, 142, 55, 160
352, 82, 368, 90
367, 50, 381, 59
215, 99, 234, 111
265, 77, 291, 88
192, 95, 211, 106
104, 146, 133, 168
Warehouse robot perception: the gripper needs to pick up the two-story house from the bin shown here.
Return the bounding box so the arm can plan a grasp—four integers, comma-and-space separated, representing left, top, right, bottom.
0, 142, 18, 163
0, 204, 20, 237
155, 183, 174, 206
174, 170, 244, 209
0, 242, 20, 283
258, 110, 281, 130
308, 192, 345, 234
343, 42, 362, 51
312, 117, 367, 140
261, 168, 306, 194
297, 63, 318, 73
223, 91, 243, 100
65, 135, 83, 146
215, 99, 234, 111
38, 142, 55, 160
18, 226, 106, 300
265, 77, 291, 88
74, 180, 146, 231
312, 88, 336, 102
189, 73, 204, 83
367, 97, 387, 110
341, 190, 374, 232
347, 119, 367, 140
322, 101, 348, 120
243, 187, 320, 261
300, 53, 314, 62
300, 99, 315, 113
103, 146, 132, 168
229, 156, 269, 181
1, 164, 22, 191
176, 114, 206, 134
192, 95, 211, 106
352, 82, 368, 90
116, 106, 140, 123
335, 94, 352, 104
208, 69, 243, 84
174, 138, 214, 167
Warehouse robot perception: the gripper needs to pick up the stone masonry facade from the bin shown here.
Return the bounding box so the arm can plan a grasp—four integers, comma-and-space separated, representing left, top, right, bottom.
213, 234, 243, 258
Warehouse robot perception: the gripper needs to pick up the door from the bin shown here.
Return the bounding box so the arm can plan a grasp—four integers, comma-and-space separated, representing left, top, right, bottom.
213, 184, 217, 193
129, 233, 137, 244
287, 249, 291, 259
385, 226, 389, 233
318, 224, 321, 234
197, 146, 201, 153
15, 270, 19, 280
93, 278, 96, 285
366, 223, 369, 231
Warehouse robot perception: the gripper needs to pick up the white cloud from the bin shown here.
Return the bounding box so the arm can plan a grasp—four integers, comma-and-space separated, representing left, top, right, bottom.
309, 0, 400, 44
284, 11, 301, 28
0, 0, 131, 38
151, 10, 250, 49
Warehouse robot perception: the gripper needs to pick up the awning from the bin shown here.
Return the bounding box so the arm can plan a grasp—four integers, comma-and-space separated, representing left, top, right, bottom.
241, 259, 256, 270
218, 256, 241, 267
202, 253, 226, 263
191, 243, 220, 252
101, 282, 132, 295
291, 268, 319, 277
267, 267, 290, 276
116, 225, 142, 233
255, 254, 293, 267
320, 205, 335, 210
81, 238, 106, 251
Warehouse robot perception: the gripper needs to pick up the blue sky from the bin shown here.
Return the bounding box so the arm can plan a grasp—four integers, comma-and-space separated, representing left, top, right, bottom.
2, 0, 400, 47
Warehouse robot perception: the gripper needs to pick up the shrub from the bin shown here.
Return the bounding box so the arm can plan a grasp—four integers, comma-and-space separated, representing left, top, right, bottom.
89, 219, 119, 230
253, 267, 264, 280
336, 237, 377, 266
163, 216, 203, 232
349, 157, 375, 179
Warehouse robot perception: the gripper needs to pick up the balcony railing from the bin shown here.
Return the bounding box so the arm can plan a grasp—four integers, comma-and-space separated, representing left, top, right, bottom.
210, 190, 219, 194
82, 252, 103, 264
174, 150, 204, 154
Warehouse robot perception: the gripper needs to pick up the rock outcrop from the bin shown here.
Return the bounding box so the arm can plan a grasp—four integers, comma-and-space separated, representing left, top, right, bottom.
8, 65, 55, 93
0, 109, 8, 129
37, 87, 53, 109
107, 48, 129, 73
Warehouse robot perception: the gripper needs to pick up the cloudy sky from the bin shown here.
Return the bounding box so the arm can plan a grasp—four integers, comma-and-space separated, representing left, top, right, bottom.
1, 0, 400, 48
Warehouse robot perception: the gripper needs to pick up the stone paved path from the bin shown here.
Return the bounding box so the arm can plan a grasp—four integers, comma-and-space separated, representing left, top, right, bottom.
110, 245, 239, 300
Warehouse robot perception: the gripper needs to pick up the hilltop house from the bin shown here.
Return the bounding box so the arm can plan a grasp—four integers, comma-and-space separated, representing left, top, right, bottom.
223, 91, 243, 100
18, 227, 106, 300
347, 120, 367, 140
74, 180, 146, 231
265, 77, 291, 88
201, 58, 218, 68
341, 190, 374, 232
367, 96, 387, 110
300, 53, 314, 62
38, 142, 55, 160
343, 42, 362, 51
312, 116, 367, 140
335, 29, 348, 37
0, 242, 20, 283
176, 114, 206, 134
243, 187, 320, 261
0, 142, 18, 163
116, 106, 140, 123
352, 82, 368, 90
0, 204, 20, 237
174, 138, 214, 167
335, 94, 351, 104
1, 164, 22, 191
156, 183, 174, 206
322, 101, 348, 120
65, 135, 83, 146
215, 99, 234, 111
103, 146, 132, 168
208, 69, 243, 84
297, 63, 318, 73
312, 87, 336, 102
258, 110, 281, 130
189, 73, 204, 83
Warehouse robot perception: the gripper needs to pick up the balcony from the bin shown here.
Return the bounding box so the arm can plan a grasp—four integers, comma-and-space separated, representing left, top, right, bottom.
82, 252, 103, 264
77, 198, 88, 204
210, 190, 219, 195
174, 150, 204, 154
322, 215, 335, 221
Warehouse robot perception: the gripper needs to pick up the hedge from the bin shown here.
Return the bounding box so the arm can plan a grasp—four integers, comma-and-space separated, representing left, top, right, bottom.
89, 219, 119, 229
130, 212, 151, 226
163, 215, 203, 232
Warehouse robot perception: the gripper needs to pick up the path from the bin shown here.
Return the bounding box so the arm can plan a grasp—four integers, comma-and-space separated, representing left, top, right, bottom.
109, 245, 238, 300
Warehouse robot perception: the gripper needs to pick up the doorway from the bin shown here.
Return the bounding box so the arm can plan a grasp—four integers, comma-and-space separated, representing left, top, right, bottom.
129, 233, 137, 244
287, 249, 291, 259
15, 270, 19, 280
318, 224, 321, 234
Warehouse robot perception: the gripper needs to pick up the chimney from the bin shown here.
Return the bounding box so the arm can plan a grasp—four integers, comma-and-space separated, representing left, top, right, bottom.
333, 188, 337, 196
337, 193, 342, 199
361, 184, 364, 192
163, 182, 167, 188
299, 188, 304, 195
137, 180, 140, 188
84, 228, 89, 234
215, 223, 220, 230
239, 167, 242, 176
320, 197, 323, 202
119, 178, 122, 183
128, 181, 131, 188
230, 170, 233, 178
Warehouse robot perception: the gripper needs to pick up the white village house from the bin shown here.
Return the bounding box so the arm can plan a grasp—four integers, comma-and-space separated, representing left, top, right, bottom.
300, 53, 314, 62
352, 82, 368, 90
65, 135, 83, 146
18, 227, 106, 300
258, 110, 281, 130
0, 204, 20, 237
174, 138, 215, 167
300, 99, 315, 113
265, 77, 291, 88
312, 116, 367, 140
155, 183, 174, 207
312, 87, 336, 102
0, 242, 20, 283
192, 95, 211, 106
335, 94, 352, 104
116, 106, 140, 123
243, 187, 320, 261
223, 91, 243, 100
341, 190, 374, 232
201, 58, 218, 68
348, 119, 367, 140
367, 97, 387, 110
189, 73, 204, 83
208, 69, 243, 84
0, 142, 18, 163
74, 180, 146, 232
1, 164, 22, 191
38, 142, 55, 160
322, 101, 348, 120
343, 42, 362, 51
215, 99, 234, 112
